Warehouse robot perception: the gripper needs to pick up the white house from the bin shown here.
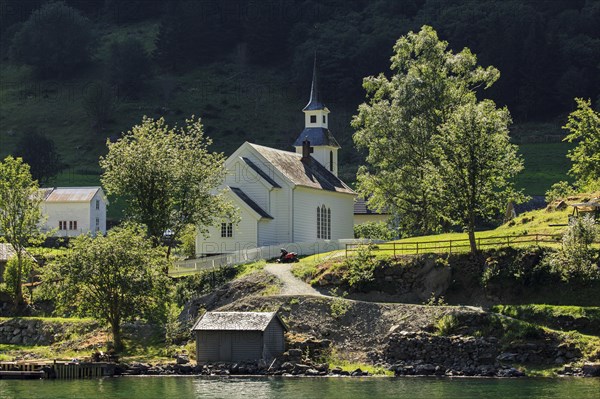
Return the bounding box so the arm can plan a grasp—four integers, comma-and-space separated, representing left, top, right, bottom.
40, 187, 108, 237
196, 62, 357, 255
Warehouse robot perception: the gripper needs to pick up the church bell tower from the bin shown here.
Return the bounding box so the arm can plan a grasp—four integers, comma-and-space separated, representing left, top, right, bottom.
293, 56, 340, 176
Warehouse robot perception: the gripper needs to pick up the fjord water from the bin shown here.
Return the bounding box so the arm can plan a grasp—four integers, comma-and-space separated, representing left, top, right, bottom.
1, 377, 599, 399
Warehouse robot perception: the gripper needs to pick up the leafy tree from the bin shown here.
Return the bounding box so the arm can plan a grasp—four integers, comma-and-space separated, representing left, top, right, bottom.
0, 156, 44, 306
352, 26, 499, 236
100, 117, 236, 259
436, 100, 526, 252
107, 38, 151, 98
14, 132, 65, 186
9, 1, 95, 78
563, 98, 600, 192
44, 224, 170, 352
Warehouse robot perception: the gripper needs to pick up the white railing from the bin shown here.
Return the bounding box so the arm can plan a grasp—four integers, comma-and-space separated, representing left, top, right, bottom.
171, 239, 381, 276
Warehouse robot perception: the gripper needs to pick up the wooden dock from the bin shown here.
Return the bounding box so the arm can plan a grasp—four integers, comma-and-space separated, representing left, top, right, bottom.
0, 361, 115, 379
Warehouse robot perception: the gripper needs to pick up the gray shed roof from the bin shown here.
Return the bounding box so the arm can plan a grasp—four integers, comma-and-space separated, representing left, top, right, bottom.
229, 187, 273, 219
191, 311, 287, 331
293, 127, 340, 148
249, 143, 354, 195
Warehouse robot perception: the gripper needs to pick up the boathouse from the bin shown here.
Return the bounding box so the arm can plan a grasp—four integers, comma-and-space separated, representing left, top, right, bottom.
192, 311, 287, 363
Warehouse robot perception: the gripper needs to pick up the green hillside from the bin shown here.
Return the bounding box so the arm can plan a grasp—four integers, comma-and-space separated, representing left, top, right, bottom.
0, 19, 575, 198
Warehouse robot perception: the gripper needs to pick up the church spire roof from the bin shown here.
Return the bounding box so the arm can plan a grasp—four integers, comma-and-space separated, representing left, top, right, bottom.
303, 54, 325, 111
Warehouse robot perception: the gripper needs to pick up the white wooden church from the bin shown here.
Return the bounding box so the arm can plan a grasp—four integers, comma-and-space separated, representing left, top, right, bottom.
196, 63, 357, 255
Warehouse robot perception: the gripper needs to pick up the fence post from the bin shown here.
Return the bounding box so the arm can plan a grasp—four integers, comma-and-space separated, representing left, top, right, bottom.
394, 242, 396, 257
536, 234, 539, 246
416, 242, 419, 255
477, 237, 481, 249
507, 236, 510, 247
449, 240, 452, 254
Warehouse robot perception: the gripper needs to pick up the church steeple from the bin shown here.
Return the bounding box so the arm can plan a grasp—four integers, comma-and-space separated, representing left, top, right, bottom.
303, 55, 325, 112
294, 55, 340, 176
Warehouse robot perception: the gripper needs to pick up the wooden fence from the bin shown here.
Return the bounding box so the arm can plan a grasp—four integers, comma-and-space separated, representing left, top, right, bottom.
345, 233, 567, 257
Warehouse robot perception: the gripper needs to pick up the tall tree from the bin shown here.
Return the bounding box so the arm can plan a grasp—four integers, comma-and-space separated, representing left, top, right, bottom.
352, 25, 499, 236
14, 132, 65, 186
9, 1, 95, 78
0, 156, 44, 306
563, 98, 600, 192
107, 38, 151, 98
436, 100, 525, 252
100, 117, 236, 259
44, 224, 170, 352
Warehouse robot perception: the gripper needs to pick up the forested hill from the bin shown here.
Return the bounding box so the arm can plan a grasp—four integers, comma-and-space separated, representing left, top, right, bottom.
0, 0, 598, 193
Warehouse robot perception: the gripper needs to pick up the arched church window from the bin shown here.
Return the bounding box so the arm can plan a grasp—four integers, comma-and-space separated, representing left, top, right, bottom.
317, 204, 331, 239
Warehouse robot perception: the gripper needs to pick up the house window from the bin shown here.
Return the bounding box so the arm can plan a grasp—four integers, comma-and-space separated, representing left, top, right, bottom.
96, 200, 100, 210
95, 217, 100, 231
317, 205, 331, 239
329, 151, 334, 171
323, 115, 326, 124
310, 115, 317, 123
59, 221, 65, 230
69, 221, 73, 230
68, 221, 78, 231
221, 222, 233, 238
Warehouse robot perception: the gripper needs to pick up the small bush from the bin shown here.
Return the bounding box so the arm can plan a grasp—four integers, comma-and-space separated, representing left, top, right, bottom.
342, 244, 379, 290
435, 314, 460, 336
545, 181, 576, 203
548, 215, 600, 282
354, 222, 396, 240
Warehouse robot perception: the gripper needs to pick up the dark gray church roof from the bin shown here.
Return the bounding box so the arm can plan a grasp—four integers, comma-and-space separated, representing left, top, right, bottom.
240, 157, 281, 188
191, 311, 286, 331
249, 143, 354, 195
293, 127, 340, 148
229, 186, 273, 219
354, 198, 390, 215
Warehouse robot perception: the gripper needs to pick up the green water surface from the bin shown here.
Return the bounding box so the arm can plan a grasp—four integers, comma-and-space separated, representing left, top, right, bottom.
1, 376, 598, 399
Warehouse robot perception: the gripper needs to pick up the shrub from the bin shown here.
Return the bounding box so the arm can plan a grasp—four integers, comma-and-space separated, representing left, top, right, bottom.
545, 181, 576, 203
548, 215, 600, 282
354, 222, 396, 240
342, 244, 379, 290
3, 256, 35, 303
435, 314, 460, 336
82, 82, 117, 129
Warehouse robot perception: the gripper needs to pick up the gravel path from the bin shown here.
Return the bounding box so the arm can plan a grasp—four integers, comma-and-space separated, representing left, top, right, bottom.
264, 263, 323, 296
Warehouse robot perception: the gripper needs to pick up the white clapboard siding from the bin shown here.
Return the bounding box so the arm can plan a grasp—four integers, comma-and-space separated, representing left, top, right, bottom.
292, 186, 355, 242
196, 204, 258, 255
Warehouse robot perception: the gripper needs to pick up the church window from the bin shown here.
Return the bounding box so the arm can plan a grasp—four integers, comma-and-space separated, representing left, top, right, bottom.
310, 115, 317, 123
317, 205, 331, 239
221, 222, 233, 238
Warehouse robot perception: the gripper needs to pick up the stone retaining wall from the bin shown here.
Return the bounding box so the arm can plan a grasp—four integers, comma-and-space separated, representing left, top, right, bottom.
0, 318, 98, 345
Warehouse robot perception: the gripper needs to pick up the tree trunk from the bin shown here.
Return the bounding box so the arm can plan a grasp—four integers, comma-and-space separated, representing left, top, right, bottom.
13, 252, 24, 308
468, 213, 478, 254
111, 321, 123, 352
